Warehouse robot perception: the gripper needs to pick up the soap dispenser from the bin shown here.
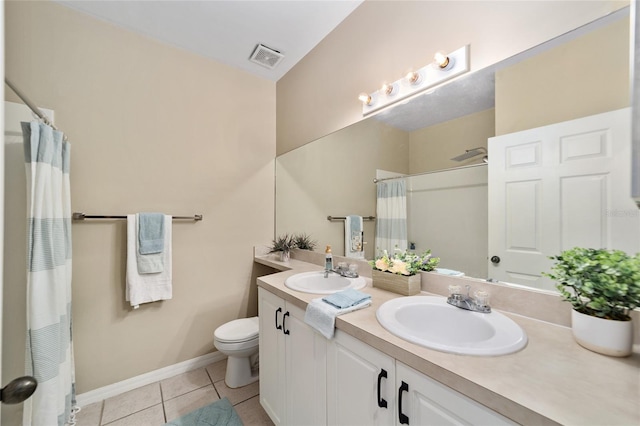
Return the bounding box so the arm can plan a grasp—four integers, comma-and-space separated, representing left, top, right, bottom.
325, 245, 333, 271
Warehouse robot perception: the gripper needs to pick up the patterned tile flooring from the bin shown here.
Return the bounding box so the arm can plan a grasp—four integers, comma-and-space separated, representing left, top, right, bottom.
75, 359, 273, 425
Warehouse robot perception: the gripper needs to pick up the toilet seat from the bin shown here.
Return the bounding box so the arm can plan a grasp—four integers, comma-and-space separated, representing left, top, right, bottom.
214, 317, 259, 343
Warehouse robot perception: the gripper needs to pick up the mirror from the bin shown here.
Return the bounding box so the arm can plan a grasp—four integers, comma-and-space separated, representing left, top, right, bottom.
276, 8, 630, 290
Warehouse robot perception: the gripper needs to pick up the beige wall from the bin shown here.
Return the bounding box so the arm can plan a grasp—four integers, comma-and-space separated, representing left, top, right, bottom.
3, 0, 275, 415
496, 16, 629, 135
276, 0, 627, 155
276, 119, 408, 259
409, 109, 495, 173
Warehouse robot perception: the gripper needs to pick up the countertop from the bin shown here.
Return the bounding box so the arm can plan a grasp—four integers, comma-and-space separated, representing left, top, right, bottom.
254, 255, 640, 426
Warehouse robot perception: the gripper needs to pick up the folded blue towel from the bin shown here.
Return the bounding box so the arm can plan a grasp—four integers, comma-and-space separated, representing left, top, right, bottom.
138, 212, 165, 255
435, 268, 465, 277
304, 297, 372, 339
322, 288, 371, 309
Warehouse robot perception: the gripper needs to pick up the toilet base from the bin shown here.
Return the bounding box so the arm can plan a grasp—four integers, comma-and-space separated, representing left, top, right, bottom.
225, 354, 259, 388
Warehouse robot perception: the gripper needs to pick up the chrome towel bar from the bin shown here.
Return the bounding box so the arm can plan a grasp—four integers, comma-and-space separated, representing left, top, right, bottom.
72, 212, 203, 221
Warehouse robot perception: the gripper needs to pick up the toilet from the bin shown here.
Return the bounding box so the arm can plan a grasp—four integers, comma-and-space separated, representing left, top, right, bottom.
213, 316, 260, 388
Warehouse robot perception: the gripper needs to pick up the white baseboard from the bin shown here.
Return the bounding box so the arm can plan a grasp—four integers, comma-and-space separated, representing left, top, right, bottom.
76, 351, 227, 407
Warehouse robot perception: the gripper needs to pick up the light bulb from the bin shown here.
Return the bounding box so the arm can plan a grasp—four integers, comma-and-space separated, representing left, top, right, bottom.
406, 71, 422, 85
434, 51, 450, 69
382, 83, 397, 96
358, 93, 373, 105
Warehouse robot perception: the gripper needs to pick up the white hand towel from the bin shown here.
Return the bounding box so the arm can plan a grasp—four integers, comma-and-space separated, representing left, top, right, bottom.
304, 297, 371, 339
126, 214, 172, 308
345, 215, 364, 259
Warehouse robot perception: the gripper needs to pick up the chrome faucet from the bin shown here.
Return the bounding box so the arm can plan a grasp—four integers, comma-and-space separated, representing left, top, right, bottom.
324, 265, 359, 278
447, 285, 491, 313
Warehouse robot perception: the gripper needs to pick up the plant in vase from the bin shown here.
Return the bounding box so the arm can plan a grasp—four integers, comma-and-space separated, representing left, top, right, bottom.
369, 248, 440, 295
544, 247, 640, 357
292, 233, 317, 251
268, 234, 296, 262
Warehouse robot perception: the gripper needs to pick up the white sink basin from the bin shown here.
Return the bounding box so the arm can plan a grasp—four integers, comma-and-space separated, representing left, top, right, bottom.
284, 271, 366, 294
376, 296, 527, 356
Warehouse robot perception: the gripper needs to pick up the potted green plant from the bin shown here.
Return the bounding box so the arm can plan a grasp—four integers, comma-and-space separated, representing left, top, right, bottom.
369, 248, 440, 295
545, 247, 640, 357
292, 233, 317, 251
268, 234, 296, 262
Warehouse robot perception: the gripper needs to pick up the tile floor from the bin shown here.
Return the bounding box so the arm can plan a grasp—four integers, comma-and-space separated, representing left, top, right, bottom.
75, 359, 274, 426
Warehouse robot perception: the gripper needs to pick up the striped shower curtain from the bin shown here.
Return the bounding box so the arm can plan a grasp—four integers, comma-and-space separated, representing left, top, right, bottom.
21, 122, 76, 426
375, 179, 408, 256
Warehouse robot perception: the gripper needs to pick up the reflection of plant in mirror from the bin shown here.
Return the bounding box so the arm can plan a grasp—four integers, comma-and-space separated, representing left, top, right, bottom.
370, 248, 440, 276
544, 248, 640, 321
293, 233, 317, 251
268, 234, 296, 254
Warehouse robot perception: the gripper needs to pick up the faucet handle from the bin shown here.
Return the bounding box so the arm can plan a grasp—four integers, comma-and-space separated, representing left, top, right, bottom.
448, 285, 461, 296
474, 290, 490, 307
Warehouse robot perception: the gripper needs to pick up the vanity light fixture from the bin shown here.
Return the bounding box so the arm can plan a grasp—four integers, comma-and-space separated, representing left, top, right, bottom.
359, 45, 470, 115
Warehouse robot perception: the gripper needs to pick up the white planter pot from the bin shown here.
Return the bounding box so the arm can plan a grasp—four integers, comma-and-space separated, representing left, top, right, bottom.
571, 309, 633, 357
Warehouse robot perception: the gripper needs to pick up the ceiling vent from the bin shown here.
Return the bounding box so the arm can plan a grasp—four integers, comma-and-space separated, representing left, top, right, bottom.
249, 44, 284, 70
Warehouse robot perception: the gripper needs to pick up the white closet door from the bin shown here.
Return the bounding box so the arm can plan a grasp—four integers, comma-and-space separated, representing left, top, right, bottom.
488, 108, 637, 290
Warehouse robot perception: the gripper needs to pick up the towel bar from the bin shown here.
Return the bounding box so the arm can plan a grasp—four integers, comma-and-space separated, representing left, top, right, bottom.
72, 212, 203, 221
327, 216, 375, 221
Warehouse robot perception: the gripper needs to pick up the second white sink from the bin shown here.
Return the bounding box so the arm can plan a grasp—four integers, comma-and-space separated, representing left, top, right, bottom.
285, 271, 366, 294
376, 296, 527, 356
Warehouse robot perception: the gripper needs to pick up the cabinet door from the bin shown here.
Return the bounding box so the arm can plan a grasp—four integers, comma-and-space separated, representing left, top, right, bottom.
284, 303, 327, 426
396, 362, 516, 426
327, 330, 395, 426
258, 288, 286, 425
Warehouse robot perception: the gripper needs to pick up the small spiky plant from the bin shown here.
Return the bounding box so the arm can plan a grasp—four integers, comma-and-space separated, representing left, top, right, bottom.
268, 234, 296, 254
293, 233, 317, 251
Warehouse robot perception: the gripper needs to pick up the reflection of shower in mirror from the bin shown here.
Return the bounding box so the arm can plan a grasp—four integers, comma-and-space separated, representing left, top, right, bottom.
451, 147, 488, 163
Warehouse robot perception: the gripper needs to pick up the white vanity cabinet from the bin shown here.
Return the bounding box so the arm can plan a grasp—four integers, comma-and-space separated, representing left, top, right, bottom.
396, 362, 516, 426
258, 288, 327, 426
326, 330, 396, 425
327, 330, 515, 426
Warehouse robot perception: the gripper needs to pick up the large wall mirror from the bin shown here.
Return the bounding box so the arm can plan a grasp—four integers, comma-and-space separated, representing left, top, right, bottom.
276, 7, 632, 291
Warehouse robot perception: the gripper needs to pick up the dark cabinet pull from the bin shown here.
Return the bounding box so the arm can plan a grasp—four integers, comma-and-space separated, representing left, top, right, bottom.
283, 311, 290, 335
398, 381, 409, 424
275, 307, 283, 330
377, 369, 388, 408
490, 255, 501, 264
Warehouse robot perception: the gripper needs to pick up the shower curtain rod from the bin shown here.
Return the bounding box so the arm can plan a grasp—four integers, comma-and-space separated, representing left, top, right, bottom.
373, 162, 488, 183
4, 78, 68, 140
72, 213, 203, 221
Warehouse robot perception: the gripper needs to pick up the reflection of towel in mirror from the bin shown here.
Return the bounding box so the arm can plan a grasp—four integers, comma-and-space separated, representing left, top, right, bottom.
126, 214, 172, 309
304, 294, 371, 339
435, 268, 465, 277
138, 212, 165, 254
345, 215, 364, 259
136, 213, 164, 274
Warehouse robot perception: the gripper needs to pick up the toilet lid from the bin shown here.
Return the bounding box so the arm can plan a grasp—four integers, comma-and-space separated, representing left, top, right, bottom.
214, 316, 259, 343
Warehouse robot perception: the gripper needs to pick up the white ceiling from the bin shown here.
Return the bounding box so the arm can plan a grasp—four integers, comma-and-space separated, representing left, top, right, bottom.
54, 0, 363, 81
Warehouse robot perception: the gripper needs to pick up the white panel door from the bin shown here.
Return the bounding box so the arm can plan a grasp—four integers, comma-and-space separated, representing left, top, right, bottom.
284, 303, 327, 426
488, 108, 636, 290
258, 288, 286, 426
326, 330, 395, 426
